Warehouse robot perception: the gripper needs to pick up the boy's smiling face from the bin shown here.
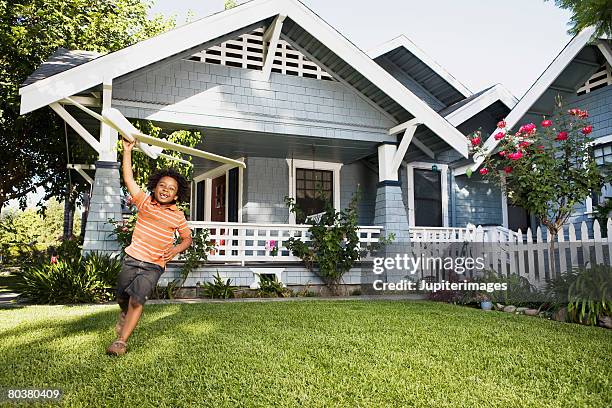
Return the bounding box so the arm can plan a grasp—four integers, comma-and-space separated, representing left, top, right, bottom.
154, 176, 179, 204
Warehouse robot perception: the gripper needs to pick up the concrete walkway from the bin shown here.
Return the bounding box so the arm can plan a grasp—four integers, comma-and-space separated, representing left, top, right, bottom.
147, 293, 427, 305
0, 292, 20, 306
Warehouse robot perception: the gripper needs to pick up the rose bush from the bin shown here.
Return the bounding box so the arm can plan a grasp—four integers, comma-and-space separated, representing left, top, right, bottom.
470, 99, 607, 275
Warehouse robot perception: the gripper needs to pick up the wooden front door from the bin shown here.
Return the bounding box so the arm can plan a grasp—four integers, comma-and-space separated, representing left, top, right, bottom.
211, 175, 226, 222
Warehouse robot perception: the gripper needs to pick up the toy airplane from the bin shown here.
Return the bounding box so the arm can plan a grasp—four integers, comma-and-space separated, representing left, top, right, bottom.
63, 97, 246, 169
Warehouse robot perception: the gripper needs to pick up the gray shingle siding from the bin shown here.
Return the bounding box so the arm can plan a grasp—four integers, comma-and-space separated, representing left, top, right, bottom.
566, 86, 612, 139
242, 157, 290, 224
453, 174, 503, 227
241, 157, 377, 225
113, 60, 395, 139
340, 162, 378, 225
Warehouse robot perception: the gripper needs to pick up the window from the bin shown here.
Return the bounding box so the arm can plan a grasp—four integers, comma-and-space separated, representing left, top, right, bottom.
406, 162, 449, 227
413, 169, 442, 227
286, 159, 342, 224
295, 168, 333, 223
593, 144, 612, 166
589, 142, 612, 210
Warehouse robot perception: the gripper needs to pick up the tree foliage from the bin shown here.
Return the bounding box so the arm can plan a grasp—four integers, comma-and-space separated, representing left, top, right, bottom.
0, 199, 80, 263
0, 0, 175, 209
547, 0, 612, 38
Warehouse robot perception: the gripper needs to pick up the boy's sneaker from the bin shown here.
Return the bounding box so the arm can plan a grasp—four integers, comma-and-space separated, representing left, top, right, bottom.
115, 312, 126, 337
106, 340, 127, 356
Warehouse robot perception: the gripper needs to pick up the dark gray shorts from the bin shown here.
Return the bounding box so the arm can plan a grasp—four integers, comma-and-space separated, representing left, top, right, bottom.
117, 254, 164, 305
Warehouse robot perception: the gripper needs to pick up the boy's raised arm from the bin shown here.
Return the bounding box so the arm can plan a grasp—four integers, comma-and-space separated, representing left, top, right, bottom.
122, 139, 142, 198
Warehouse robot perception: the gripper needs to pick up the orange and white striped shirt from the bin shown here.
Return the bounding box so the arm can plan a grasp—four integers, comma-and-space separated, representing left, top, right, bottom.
125, 190, 192, 268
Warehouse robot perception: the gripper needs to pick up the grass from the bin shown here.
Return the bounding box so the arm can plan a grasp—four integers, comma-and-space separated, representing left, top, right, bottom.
0, 300, 610, 407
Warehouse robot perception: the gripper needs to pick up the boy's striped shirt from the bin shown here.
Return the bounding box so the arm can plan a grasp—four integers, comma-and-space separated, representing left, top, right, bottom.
125, 190, 192, 268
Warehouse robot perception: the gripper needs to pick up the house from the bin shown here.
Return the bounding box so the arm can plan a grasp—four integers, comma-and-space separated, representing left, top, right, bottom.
461, 27, 612, 233
24, 0, 607, 289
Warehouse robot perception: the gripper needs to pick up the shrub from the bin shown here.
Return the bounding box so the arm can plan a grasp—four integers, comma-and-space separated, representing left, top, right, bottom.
472, 271, 540, 307
545, 265, 612, 325
284, 191, 361, 295
17, 252, 121, 304
201, 272, 236, 299
256, 275, 291, 298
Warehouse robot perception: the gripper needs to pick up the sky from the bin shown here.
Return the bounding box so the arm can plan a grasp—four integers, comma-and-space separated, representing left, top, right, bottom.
149, 0, 574, 99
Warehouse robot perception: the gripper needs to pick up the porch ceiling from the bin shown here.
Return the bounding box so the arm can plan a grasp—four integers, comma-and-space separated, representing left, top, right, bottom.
162, 125, 378, 164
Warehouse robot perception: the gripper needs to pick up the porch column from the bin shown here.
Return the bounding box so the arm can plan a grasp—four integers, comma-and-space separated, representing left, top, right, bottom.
82, 161, 123, 254
82, 78, 122, 255
373, 143, 410, 243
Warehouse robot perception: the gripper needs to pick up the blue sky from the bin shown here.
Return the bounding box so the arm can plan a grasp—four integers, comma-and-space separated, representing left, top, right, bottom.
149, 0, 574, 98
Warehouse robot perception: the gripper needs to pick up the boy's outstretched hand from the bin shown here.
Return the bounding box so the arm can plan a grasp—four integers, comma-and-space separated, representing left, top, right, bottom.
122, 138, 135, 152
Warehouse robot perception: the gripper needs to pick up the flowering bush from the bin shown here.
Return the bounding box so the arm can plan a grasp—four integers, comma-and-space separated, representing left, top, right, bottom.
108, 215, 137, 251
470, 99, 606, 274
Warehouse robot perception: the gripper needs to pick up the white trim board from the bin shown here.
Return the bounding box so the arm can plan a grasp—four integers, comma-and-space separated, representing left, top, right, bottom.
20, 0, 470, 159
405, 162, 449, 227
286, 158, 342, 224
444, 84, 517, 127
460, 26, 597, 175
368, 35, 472, 98
192, 159, 245, 222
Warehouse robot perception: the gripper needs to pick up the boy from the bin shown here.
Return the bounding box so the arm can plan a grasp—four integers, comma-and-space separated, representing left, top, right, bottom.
106, 139, 193, 356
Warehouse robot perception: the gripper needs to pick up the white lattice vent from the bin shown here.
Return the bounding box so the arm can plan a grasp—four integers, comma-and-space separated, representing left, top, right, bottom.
577, 63, 611, 95
188, 28, 334, 81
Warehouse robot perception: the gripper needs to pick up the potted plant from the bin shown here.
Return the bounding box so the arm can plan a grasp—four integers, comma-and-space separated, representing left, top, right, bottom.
475, 293, 493, 311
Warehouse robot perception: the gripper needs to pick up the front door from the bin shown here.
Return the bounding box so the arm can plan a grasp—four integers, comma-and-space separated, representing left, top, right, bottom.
413, 169, 443, 227
211, 175, 226, 222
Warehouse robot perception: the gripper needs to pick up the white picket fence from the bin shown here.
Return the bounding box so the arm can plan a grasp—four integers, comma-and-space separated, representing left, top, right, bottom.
412, 220, 612, 287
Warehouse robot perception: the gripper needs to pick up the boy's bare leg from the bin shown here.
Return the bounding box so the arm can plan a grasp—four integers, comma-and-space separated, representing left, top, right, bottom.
118, 297, 144, 342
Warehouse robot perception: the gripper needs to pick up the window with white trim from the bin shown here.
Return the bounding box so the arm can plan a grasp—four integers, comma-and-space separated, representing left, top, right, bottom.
286, 159, 342, 224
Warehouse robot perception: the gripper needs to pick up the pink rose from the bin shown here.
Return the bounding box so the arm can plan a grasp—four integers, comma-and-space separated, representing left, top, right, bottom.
578, 110, 589, 118
555, 131, 568, 141
581, 125, 593, 135
498, 151, 506, 157
479, 168, 489, 176
541, 120, 552, 127
519, 123, 536, 134
470, 137, 481, 146
494, 132, 505, 140
504, 166, 513, 174
508, 152, 523, 161
519, 141, 531, 148
497, 120, 507, 129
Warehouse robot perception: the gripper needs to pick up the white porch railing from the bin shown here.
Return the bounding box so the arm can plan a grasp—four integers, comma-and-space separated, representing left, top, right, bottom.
187, 221, 382, 264
409, 225, 522, 243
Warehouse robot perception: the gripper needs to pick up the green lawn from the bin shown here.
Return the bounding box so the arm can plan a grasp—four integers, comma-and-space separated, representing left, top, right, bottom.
0, 300, 610, 407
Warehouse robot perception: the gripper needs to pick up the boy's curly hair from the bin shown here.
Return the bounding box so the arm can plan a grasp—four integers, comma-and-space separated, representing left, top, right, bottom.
147, 168, 189, 203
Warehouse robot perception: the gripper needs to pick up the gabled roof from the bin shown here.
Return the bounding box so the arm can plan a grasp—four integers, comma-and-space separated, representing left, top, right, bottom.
441, 84, 517, 126
19, 0, 469, 157
22, 48, 102, 87
369, 35, 472, 106
464, 26, 609, 173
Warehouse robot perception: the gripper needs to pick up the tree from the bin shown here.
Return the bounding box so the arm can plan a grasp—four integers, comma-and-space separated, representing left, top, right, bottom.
0, 0, 175, 210
471, 98, 606, 275
547, 0, 612, 38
